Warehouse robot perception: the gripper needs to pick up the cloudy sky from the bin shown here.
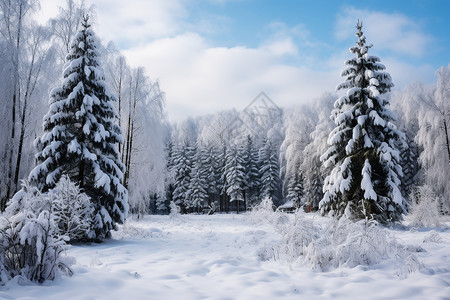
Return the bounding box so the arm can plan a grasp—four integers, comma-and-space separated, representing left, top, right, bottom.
37, 0, 450, 121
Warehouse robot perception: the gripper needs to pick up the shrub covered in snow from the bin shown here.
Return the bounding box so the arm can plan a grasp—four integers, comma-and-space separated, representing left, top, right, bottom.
254, 209, 422, 276
5, 180, 52, 216
0, 211, 73, 284
302, 218, 398, 270
408, 185, 442, 228
49, 175, 94, 242
7, 177, 94, 243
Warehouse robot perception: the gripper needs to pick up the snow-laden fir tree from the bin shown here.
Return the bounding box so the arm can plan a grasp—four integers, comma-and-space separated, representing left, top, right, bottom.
259, 139, 282, 206
28, 16, 128, 240
225, 145, 246, 213
163, 141, 176, 212
187, 146, 209, 212
172, 140, 193, 212
204, 144, 220, 210
217, 142, 229, 212
286, 169, 304, 209
320, 21, 406, 223
242, 136, 260, 208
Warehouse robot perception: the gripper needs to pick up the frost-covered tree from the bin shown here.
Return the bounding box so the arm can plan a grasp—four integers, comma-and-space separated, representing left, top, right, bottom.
186, 145, 208, 212
300, 93, 335, 211
217, 142, 230, 212
320, 21, 406, 223
286, 169, 304, 209
49, 0, 92, 65
242, 136, 260, 208
415, 65, 450, 213
49, 175, 93, 242
28, 16, 127, 240
0, 0, 54, 210
225, 145, 245, 213
172, 140, 193, 212
259, 139, 282, 206
390, 84, 423, 201
203, 144, 220, 210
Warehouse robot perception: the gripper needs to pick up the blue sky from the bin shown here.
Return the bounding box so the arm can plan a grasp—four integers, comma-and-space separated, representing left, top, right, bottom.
191, 0, 448, 70
39, 0, 450, 121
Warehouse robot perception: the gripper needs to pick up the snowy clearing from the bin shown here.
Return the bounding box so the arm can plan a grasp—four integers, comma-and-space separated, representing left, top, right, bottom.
1, 214, 450, 300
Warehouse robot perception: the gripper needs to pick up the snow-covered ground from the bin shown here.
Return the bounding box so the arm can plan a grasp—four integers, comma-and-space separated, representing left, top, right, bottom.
1, 214, 449, 300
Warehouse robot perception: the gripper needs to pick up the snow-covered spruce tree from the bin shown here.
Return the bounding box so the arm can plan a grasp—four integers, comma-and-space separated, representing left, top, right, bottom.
242, 135, 260, 209
217, 142, 230, 213
259, 139, 283, 206
225, 145, 246, 213
172, 140, 193, 213
163, 140, 176, 213
204, 144, 220, 210
28, 16, 127, 240
50, 175, 93, 242
286, 169, 304, 209
187, 145, 209, 213
320, 21, 406, 223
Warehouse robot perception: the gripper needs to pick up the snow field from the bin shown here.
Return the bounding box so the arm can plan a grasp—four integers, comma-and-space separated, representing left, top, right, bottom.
1, 214, 449, 300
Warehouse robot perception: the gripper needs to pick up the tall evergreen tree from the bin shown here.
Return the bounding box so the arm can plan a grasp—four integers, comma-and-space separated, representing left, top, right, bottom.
242, 136, 260, 208
286, 169, 304, 209
320, 21, 406, 223
217, 142, 229, 212
259, 139, 282, 206
225, 144, 245, 213
172, 140, 193, 212
187, 145, 209, 212
204, 144, 220, 210
28, 16, 127, 239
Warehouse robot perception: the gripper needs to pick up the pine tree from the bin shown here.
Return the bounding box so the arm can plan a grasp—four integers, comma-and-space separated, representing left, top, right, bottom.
204, 144, 220, 210
172, 140, 193, 212
28, 16, 127, 240
217, 142, 229, 212
286, 170, 304, 209
259, 139, 282, 206
320, 21, 406, 223
187, 145, 209, 212
225, 145, 245, 213
242, 136, 260, 208
163, 140, 176, 213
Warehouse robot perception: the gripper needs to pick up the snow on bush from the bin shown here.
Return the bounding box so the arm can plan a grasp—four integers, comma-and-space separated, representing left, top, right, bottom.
248, 197, 287, 226
0, 211, 73, 285
5, 180, 52, 216
252, 209, 422, 276
408, 185, 442, 228
49, 175, 94, 242
302, 218, 396, 270
112, 220, 164, 240
7, 177, 93, 243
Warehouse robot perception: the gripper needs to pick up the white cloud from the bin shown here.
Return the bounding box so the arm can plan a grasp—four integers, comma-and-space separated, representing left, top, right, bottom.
335, 6, 432, 57
123, 32, 341, 121
38, 0, 187, 46
35, 1, 438, 122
